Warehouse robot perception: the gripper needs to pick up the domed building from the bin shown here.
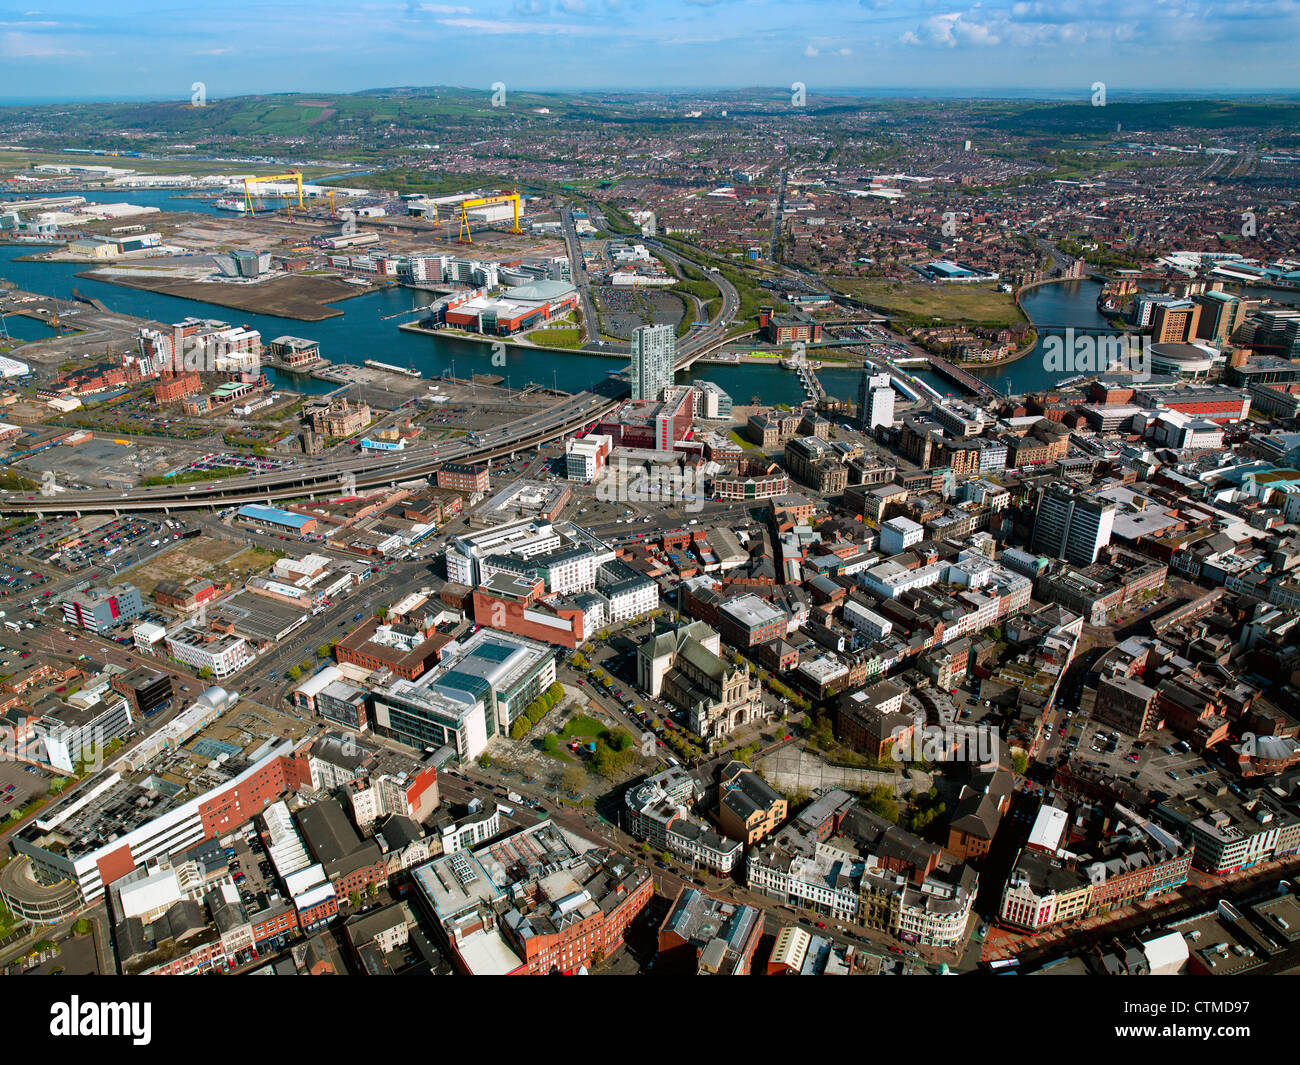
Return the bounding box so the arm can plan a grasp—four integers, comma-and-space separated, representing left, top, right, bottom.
1148, 342, 1222, 380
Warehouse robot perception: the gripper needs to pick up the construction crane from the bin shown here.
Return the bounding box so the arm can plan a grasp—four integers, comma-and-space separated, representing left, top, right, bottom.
242, 172, 304, 216
324, 190, 337, 218
457, 193, 523, 244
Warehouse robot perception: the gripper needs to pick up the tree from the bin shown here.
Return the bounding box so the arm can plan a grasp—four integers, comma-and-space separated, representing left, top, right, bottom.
542, 734, 559, 753
478, 753, 493, 768
1012, 750, 1030, 776
510, 718, 530, 741
860, 784, 900, 824
287, 666, 301, 681
198, 666, 213, 680
561, 767, 586, 794
317, 645, 331, 659
349, 890, 361, 907
367, 881, 379, 897
591, 740, 629, 777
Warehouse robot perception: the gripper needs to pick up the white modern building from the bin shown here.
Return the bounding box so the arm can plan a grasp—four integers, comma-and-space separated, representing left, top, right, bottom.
565, 434, 611, 481
880, 516, 925, 555
859, 371, 895, 429
164, 626, 253, 678
630, 323, 675, 404
1031, 483, 1116, 565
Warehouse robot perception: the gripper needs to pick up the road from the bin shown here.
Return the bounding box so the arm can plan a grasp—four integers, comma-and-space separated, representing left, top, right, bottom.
769, 168, 786, 262
643, 239, 741, 366
0, 384, 625, 515
560, 204, 599, 345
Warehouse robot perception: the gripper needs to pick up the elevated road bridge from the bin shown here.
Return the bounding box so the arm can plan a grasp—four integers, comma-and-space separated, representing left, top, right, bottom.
0, 388, 623, 515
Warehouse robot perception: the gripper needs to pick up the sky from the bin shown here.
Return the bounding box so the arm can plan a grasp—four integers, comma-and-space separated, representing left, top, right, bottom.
1, 0, 1298, 102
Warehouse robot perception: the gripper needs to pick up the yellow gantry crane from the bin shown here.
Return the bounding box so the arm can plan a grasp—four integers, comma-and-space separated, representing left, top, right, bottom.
457, 192, 523, 244
243, 172, 304, 216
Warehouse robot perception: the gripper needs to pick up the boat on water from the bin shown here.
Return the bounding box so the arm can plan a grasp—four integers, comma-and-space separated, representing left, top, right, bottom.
341, 276, 371, 287
214, 197, 246, 213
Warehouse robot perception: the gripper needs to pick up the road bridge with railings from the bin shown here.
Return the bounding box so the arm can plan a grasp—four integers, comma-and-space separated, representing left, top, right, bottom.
919, 352, 1003, 398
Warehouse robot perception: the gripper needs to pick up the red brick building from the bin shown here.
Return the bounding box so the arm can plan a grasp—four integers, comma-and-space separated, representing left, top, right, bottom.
471, 584, 585, 650
152, 370, 202, 405
759, 307, 823, 344
513, 869, 653, 974
437, 462, 490, 493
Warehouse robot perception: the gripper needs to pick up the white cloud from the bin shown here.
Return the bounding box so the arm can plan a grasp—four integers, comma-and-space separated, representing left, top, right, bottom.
437, 16, 595, 34
0, 30, 83, 57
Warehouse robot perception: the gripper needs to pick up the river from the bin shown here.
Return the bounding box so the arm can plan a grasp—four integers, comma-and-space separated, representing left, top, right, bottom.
1, 189, 1276, 404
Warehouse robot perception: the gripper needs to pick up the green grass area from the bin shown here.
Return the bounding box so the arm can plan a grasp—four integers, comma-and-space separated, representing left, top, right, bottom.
658, 237, 785, 326
598, 202, 638, 236
675, 277, 720, 302
527, 327, 584, 348
559, 714, 606, 739
0, 470, 39, 492
141, 465, 242, 487
830, 279, 1025, 327
729, 430, 758, 449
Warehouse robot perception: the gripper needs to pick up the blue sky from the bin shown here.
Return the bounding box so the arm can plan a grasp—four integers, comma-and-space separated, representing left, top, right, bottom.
1, 0, 1298, 101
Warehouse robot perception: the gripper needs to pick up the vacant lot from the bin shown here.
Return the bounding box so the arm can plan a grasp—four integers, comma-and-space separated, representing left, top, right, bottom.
118, 537, 276, 596
831, 279, 1025, 327
79, 269, 371, 321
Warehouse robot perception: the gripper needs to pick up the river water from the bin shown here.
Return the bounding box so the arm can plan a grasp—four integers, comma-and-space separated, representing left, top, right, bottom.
1, 188, 1278, 404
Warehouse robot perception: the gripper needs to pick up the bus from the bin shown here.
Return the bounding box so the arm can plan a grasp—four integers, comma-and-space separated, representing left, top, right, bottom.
4, 621, 21, 632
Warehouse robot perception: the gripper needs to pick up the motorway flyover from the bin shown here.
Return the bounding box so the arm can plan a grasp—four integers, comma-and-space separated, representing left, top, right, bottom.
0, 391, 622, 515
